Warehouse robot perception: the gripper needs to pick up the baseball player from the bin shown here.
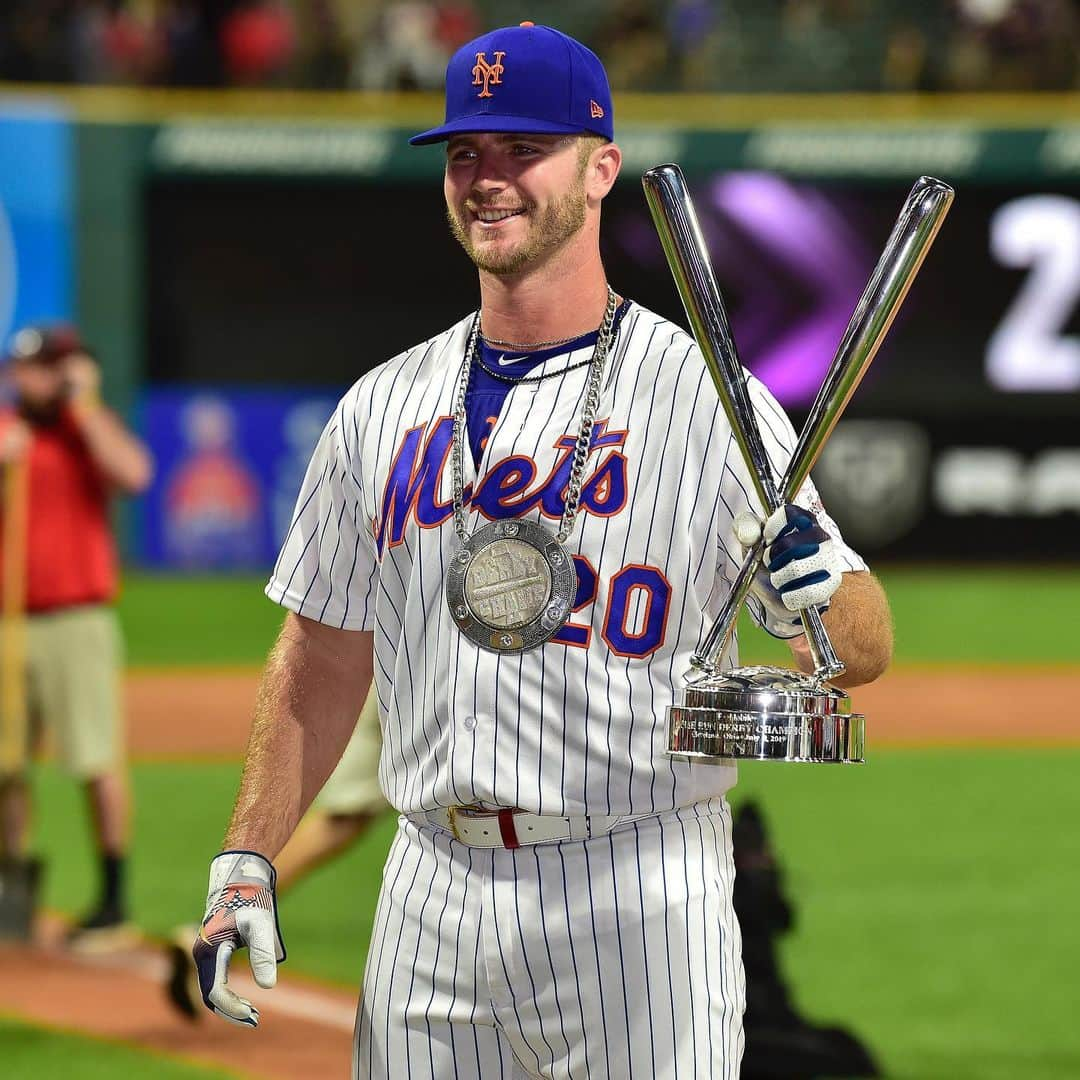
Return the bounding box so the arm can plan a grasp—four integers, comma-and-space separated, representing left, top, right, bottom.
192, 23, 893, 1079
0, 323, 153, 948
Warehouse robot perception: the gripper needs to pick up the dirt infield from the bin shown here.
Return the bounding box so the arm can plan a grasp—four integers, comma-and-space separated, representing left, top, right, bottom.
0, 933, 353, 1079
126, 665, 1080, 759
2, 663, 1076, 1079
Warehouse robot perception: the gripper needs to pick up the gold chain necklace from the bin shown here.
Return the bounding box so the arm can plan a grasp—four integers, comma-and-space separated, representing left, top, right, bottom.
480, 331, 578, 350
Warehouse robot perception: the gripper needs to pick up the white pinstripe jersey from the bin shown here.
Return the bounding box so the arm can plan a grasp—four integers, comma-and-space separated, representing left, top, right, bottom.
267, 301, 866, 818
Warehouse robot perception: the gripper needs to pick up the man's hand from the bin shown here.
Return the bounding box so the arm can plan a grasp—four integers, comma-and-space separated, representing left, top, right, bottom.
61, 351, 102, 407
193, 851, 286, 1028
733, 503, 843, 637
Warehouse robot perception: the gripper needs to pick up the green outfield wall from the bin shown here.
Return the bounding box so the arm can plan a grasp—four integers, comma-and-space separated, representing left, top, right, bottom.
25, 86, 1071, 411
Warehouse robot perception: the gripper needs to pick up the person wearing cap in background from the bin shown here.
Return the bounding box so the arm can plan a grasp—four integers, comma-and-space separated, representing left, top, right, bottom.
190, 20, 891, 1079
0, 323, 153, 949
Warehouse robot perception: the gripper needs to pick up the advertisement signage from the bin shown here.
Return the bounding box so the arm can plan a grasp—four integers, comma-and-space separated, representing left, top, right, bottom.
139, 389, 337, 570
0, 104, 74, 348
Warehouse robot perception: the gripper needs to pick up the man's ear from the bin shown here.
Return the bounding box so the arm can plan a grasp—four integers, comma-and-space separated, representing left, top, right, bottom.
589, 142, 622, 200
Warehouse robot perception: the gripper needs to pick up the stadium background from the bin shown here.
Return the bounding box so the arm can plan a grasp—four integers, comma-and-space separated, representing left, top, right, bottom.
1, 1, 1078, 1077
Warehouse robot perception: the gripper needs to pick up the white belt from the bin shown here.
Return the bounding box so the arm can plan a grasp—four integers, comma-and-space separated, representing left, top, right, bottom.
417, 805, 656, 849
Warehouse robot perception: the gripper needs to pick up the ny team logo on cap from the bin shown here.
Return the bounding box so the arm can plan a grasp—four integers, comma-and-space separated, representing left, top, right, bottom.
471, 51, 505, 98
408, 23, 614, 145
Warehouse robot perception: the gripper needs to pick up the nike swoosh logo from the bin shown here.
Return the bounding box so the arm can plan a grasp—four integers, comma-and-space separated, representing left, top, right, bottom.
497, 353, 527, 367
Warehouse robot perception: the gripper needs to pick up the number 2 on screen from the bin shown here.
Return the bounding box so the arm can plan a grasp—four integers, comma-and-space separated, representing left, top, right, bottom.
987, 194, 1080, 391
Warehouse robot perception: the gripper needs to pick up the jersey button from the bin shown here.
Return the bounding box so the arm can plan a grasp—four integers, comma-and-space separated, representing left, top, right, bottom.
462, 715, 477, 731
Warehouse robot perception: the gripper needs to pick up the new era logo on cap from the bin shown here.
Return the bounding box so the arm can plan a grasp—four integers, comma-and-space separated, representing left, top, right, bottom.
410, 22, 614, 145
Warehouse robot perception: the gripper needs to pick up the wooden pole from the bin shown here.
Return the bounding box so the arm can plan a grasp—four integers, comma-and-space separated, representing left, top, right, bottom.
0, 456, 29, 774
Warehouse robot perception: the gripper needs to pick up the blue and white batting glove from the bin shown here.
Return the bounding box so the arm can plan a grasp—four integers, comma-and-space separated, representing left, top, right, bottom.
733, 503, 843, 637
193, 850, 286, 1028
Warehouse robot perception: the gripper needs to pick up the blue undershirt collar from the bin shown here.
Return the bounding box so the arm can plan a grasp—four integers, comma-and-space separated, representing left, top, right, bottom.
464, 299, 629, 470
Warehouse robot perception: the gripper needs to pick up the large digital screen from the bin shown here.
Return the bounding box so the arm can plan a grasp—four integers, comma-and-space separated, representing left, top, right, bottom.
145, 172, 1080, 560
146, 173, 1079, 407
605, 176, 1080, 416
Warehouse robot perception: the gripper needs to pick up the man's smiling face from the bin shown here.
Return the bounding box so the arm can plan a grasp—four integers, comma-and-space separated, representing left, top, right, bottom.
444, 133, 590, 276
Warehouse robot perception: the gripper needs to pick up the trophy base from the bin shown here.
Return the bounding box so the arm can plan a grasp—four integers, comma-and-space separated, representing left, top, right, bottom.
667, 665, 864, 764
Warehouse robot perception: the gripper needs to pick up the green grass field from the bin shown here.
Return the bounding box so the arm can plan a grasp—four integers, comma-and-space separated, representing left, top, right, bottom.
117, 567, 1080, 667
22, 567, 1080, 1078
0, 1016, 237, 1079
32, 749, 1080, 1080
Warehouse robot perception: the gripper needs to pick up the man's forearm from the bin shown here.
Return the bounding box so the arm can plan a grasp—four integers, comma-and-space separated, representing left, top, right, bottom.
68, 403, 154, 493
788, 570, 893, 688
223, 615, 374, 859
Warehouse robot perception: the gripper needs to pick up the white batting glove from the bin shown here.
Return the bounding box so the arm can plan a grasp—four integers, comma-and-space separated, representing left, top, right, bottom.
733, 503, 843, 637
192, 850, 286, 1028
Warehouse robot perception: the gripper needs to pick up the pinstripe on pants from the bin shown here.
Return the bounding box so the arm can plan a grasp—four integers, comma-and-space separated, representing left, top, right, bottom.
355, 798, 745, 1079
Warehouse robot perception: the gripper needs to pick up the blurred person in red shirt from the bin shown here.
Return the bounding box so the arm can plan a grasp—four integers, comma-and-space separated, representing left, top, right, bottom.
220, 0, 296, 85
0, 323, 153, 948
433, 0, 480, 54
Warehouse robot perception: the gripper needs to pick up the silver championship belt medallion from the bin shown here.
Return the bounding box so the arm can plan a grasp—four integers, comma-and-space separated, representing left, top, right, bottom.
446, 519, 578, 653
444, 287, 619, 654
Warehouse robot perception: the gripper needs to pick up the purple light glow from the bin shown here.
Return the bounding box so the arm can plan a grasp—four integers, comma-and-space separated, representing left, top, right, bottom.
711, 173, 872, 406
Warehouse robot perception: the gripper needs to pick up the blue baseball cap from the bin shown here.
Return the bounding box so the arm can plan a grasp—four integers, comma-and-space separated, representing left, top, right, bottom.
409, 22, 613, 146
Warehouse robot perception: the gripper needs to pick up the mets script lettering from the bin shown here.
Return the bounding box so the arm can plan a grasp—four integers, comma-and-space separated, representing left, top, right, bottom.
472, 51, 505, 97
373, 418, 629, 555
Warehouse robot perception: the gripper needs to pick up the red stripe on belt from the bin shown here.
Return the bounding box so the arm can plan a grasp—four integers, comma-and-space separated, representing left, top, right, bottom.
497, 808, 521, 849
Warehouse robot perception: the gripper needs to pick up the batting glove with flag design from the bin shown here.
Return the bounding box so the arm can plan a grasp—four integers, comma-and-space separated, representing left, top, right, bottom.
193, 850, 286, 1027
733, 503, 843, 638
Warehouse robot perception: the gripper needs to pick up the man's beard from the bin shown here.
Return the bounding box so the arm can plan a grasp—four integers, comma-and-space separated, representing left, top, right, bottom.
447, 182, 588, 276
17, 395, 64, 426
